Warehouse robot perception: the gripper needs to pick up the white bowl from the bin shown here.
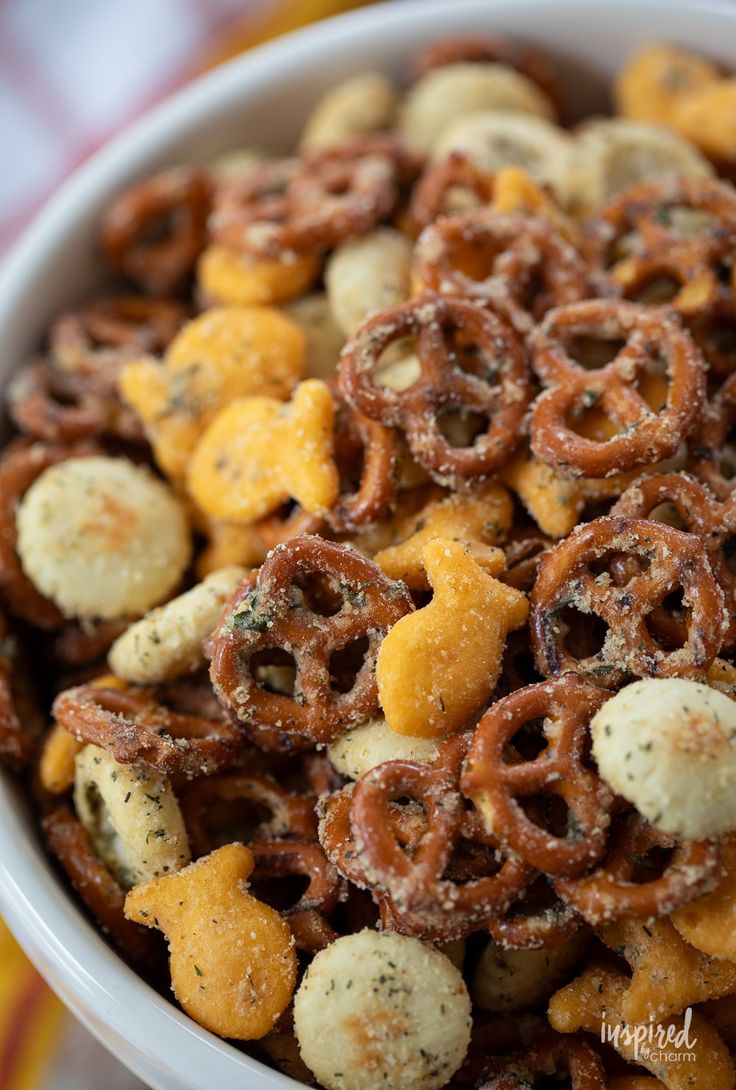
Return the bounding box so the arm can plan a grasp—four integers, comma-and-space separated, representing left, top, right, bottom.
0, 1, 735, 1087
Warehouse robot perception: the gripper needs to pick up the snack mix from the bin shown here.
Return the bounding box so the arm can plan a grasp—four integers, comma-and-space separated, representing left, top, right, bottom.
8, 33, 736, 1090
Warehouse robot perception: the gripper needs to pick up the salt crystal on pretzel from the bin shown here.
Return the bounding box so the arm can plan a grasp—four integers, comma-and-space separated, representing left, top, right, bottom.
187, 380, 338, 523
592, 679, 736, 839
125, 843, 297, 1039
75, 743, 190, 887
377, 539, 528, 738
16, 456, 191, 621
293, 930, 471, 1090
108, 566, 246, 684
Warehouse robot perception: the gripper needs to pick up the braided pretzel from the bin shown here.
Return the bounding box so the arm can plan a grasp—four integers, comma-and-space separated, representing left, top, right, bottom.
321, 736, 531, 939
478, 1034, 606, 1090
529, 299, 706, 478
611, 472, 736, 651
411, 35, 563, 116
210, 536, 412, 751
180, 771, 318, 855
410, 152, 497, 230
690, 373, 736, 500
249, 840, 341, 952
52, 679, 244, 777
43, 807, 159, 967
49, 295, 186, 382
531, 515, 726, 687
584, 177, 736, 315
212, 137, 422, 258
7, 361, 143, 443
100, 166, 211, 295
462, 675, 613, 878
0, 440, 99, 629
555, 812, 721, 925
487, 873, 583, 950
413, 210, 590, 334
338, 294, 531, 489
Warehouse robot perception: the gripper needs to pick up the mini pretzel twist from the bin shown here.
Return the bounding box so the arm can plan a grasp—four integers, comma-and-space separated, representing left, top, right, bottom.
584, 177, 736, 315
529, 299, 706, 478
101, 167, 211, 295
320, 736, 532, 940
209, 536, 413, 751
7, 360, 143, 444
249, 839, 342, 952
212, 137, 422, 258
611, 471, 736, 651
338, 294, 532, 489
410, 152, 497, 230
327, 400, 400, 533
487, 873, 583, 950
530, 515, 726, 687
52, 679, 244, 777
479, 1033, 606, 1090
49, 295, 186, 383
413, 209, 590, 334
42, 807, 159, 967
555, 812, 722, 925
690, 372, 736, 501
0, 440, 98, 629
462, 675, 613, 878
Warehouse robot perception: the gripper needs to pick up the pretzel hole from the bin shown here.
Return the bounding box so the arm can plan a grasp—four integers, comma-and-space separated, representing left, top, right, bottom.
566, 335, 626, 369
136, 210, 179, 250
627, 273, 681, 306
646, 501, 687, 530
440, 235, 503, 283
723, 537, 736, 573
196, 798, 280, 850
623, 841, 673, 883
250, 871, 312, 912
294, 571, 344, 617
374, 341, 421, 392
519, 791, 576, 841
695, 313, 736, 368
329, 635, 370, 694
438, 407, 489, 448
555, 606, 608, 660
251, 649, 297, 696
503, 718, 548, 762
644, 589, 689, 650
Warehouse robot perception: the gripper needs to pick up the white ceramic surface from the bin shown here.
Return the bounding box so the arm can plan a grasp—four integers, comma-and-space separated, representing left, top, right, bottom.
0, 1, 735, 1087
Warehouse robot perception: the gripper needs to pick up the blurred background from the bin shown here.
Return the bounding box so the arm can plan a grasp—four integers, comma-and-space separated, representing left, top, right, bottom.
0, 1, 372, 1086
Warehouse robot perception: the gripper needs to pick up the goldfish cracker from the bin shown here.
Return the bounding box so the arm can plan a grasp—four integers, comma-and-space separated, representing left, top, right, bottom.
285, 293, 345, 381
549, 959, 734, 1090
75, 743, 190, 887
491, 165, 579, 244
197, 243, 319, 306
325, 228, 412, 337
500, 448, 585, 538
293, 930, 471, 1090
38, 723, 84, 794
125, 843, 297, 1040
591, 679, 736, 840
671, 835, 736, 960
377, 539, 528, 738
614, 43, 721, 126
673, 79, 736, 164
599, 917, 736, 1024
433, 111, 575, 205
327, 717, 440, 780
195, 520, 267, 579
16, 456, 191, 621
299, 71, 399, 151
108, 566, 247, 684
120, 305, 305, 480
187, 380, 339, 523
374, 481, 513, 589
400, 63, 555, 152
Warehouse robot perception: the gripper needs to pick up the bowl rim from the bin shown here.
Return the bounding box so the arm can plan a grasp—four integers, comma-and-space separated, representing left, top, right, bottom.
1, 0, 736, 1087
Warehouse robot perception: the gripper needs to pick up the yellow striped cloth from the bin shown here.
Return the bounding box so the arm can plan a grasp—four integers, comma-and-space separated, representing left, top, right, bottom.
1, 1, 370, 1085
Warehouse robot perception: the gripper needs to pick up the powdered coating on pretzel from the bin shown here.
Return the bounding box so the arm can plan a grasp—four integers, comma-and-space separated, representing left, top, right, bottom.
209, 536, 413, 751
338, 293, 532, 489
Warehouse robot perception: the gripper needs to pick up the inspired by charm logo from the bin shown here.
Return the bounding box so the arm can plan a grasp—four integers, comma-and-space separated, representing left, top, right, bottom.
601, 1008, 697, 1063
